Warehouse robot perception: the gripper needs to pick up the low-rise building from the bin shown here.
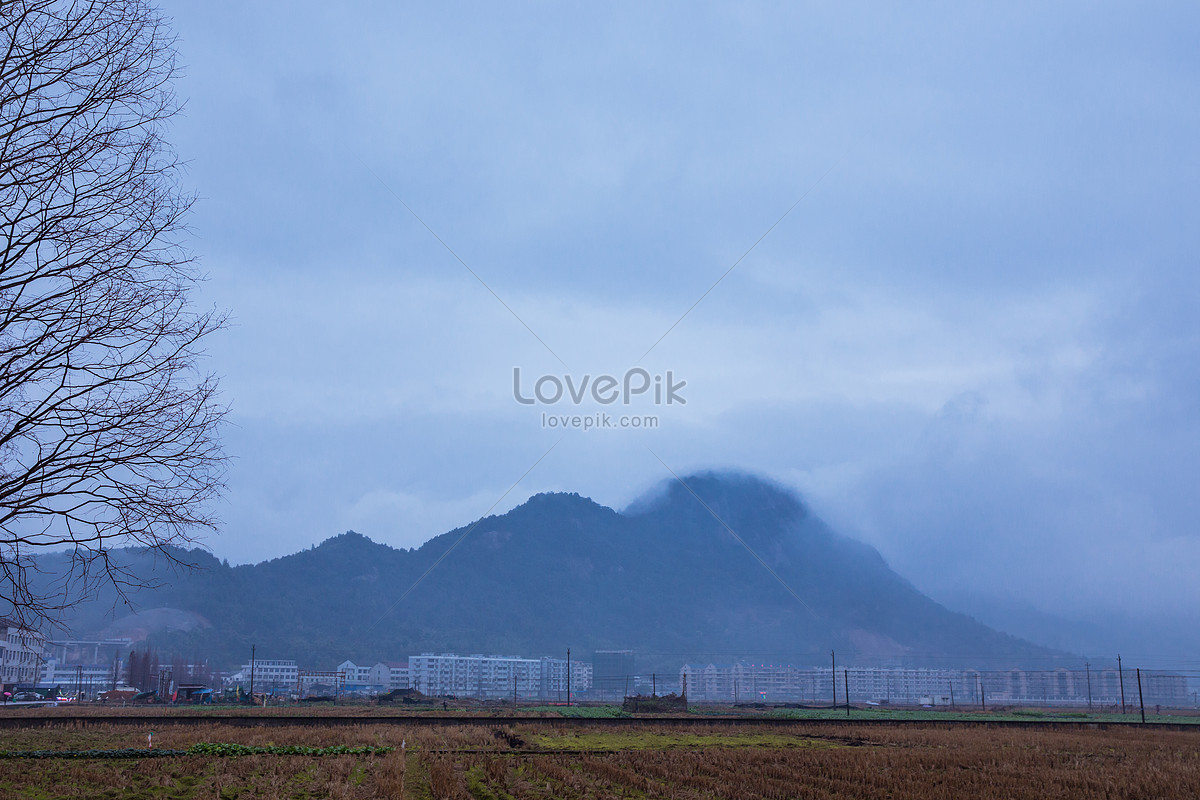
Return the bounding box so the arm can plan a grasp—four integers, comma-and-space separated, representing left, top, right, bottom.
325, 660, 410, 695
336, 660, 389, 695
39, 658, 114, 697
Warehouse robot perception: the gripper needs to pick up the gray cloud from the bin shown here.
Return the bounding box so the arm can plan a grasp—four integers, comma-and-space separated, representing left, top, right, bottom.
162, 1, 1200, 660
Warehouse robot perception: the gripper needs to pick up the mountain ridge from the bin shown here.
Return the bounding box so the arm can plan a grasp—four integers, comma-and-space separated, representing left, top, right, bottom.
37, 471, 1068, 672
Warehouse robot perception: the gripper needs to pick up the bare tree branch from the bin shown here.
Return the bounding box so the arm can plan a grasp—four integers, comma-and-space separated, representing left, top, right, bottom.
0, 0, 226, 628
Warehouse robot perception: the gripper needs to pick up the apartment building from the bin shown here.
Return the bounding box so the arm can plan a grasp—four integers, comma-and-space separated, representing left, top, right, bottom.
385, 661, 410, 691
234, 658, 298, 692
0, 618, 45, 688
680, 663, 1193, 706
409, 653, 592, 699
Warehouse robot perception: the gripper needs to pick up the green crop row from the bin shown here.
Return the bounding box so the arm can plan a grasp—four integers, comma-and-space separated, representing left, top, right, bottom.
0, 743, 394, 759
0, 749, 185, 759
186, 743, 393, 757
522, 705, 631, 718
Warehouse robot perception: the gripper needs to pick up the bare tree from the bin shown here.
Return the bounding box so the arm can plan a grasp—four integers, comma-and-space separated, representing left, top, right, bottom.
0, 0, 225, 625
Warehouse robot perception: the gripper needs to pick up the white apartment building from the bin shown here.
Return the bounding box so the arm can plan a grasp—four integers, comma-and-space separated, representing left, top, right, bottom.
539, 656, 592, 699
680, 663, 1193, 706
409, 653, 592, 699
383, 661, 410, 691
235, 658, 298, 692
681, 663, 970, 704
0, 618, 46, 687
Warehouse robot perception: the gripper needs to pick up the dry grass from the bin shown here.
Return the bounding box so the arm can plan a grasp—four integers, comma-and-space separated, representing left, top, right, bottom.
556, 724, 1199, 800
0, 719, 1196, 798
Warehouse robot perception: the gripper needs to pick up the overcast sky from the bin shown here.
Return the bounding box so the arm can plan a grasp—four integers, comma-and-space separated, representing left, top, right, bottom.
163, 2, 1200, 656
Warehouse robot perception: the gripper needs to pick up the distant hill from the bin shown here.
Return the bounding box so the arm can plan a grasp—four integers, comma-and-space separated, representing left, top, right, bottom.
38, 472, 1066, 672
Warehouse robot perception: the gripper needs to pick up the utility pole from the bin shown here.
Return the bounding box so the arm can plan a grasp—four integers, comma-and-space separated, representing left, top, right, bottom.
1118, 655, 1126, 714
831, 650, 836, 708
652, 673, 656, 698
1085, 662, 1092, 710
979, 676, 986, 712
249, 645, 256, 704
844, 670, 850, 717
1136, 668, 1146, 724
949, 680, 955, 711
566, 649, 570, 707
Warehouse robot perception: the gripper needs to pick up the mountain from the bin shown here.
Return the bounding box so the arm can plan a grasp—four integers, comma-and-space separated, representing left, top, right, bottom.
39, 471, 1064, 671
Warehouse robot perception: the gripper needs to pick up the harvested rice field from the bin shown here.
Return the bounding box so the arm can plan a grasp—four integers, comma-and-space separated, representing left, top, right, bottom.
0, 718, 1197, 798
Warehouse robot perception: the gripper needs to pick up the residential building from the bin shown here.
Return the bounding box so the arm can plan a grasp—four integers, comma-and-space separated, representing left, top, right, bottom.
679, 663, 1193, 706
0, 618, 45, 688
409, 653, 592, 699
384, 661, 410, 691
539, 656, 592, 700
234, 658, 298, 693
329, 660, 410, 694
336, 660, 388, 694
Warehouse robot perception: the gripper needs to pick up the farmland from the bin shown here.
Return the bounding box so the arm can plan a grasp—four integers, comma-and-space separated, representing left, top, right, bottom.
0, 713, 1198, 799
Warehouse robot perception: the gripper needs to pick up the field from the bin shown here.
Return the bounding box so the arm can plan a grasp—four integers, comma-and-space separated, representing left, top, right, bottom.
0, 715, 1198, 798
